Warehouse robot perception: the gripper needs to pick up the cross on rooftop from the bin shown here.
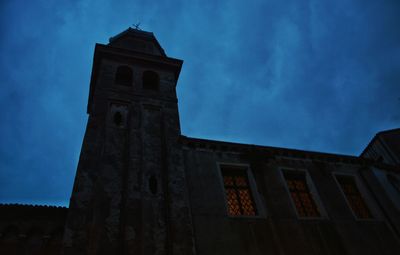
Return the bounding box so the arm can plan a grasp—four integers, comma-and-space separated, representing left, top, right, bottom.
132, 22, 141, 30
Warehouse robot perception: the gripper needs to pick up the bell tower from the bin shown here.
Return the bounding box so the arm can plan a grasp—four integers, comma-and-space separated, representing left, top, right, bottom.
62, 28, 196, 255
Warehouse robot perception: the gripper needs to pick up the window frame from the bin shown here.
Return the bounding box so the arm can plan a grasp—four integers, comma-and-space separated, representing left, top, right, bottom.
217, 162, 266, 218
280, 168, 327, 220
333, 172, 377, 221
108, 102, 129, 129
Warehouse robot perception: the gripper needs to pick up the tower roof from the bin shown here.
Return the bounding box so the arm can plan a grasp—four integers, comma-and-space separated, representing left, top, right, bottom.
108, 27, 167, 56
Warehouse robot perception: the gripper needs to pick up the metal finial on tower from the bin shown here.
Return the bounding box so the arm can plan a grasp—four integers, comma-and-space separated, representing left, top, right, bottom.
132, 22, 141, 30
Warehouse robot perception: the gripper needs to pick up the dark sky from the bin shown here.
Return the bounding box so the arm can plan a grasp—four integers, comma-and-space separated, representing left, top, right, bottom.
0, 0, 399, 206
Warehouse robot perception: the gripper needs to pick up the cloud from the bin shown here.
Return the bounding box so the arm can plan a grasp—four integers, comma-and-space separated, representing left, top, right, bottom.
0, 0, 399, 205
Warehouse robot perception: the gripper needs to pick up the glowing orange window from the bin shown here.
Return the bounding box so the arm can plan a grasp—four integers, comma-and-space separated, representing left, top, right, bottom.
336, 175, 372, 219
283, 170, 321, 218
221, 167, 257, 216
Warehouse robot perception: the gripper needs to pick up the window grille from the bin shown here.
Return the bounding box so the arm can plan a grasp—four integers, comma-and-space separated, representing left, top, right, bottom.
336, 175, 372, 219
283, 170, 320, 218
221, 167, 256, 216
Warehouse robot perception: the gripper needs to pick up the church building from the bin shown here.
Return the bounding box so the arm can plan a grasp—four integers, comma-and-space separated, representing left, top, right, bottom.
1, 28, 400, 255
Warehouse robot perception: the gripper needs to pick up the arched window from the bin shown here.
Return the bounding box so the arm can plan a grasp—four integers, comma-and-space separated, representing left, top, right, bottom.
142, 70, 159, 90
115, 66, 133, 86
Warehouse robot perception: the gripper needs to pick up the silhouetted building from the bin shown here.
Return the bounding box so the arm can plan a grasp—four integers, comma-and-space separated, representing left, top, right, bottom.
361, 128, 400, 165
1, 28, 400, 255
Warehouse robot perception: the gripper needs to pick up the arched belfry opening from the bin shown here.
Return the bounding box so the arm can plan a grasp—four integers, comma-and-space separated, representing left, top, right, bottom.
142, 70, 159, 90
115, 65, 133, 86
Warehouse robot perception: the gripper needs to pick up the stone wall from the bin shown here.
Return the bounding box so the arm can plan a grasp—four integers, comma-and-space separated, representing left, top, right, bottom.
62, 32, 195, 255
0, 204, 67, 255
182, 137, 400, 255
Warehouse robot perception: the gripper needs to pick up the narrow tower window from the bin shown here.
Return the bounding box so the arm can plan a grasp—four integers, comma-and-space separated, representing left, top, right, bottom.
221, 166, 257, 216
115, 65, 133, 86
113, 112, 123, 126
109, 104, 128, 128
149, 175, 158, 195
335, 174, 373, 219
143, 70, 159, 90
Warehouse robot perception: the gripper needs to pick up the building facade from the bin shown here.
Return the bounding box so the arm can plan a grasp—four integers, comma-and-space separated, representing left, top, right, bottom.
1, 28, 400, 255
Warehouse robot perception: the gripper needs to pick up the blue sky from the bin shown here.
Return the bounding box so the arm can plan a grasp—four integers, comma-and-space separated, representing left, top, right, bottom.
0, 0, 399, 206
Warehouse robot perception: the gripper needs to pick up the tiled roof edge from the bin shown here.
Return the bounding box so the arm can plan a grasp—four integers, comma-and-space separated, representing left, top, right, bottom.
0, 203, 68, 209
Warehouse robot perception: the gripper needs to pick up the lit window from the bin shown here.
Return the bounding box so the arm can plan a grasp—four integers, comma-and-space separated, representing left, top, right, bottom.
115, 66, 133, 86
335, 175, 373, 219
221, 166, 257, 216
283, 170, 321, 218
